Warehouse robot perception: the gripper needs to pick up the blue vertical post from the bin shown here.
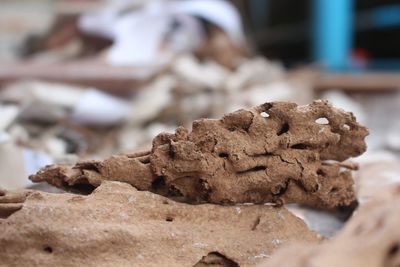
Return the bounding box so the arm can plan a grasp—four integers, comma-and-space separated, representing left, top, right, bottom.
250, 0, 269, 31
312, 0, 354, 70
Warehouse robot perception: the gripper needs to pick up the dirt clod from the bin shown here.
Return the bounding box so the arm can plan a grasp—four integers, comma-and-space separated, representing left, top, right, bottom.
0, 181, 319, 266
31, 100, 368, 208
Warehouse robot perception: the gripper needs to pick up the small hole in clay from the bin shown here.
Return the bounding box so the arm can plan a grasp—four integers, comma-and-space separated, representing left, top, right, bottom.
194, 251, 239, 267
165, 216, 174, 222
218, 152, 229, 158
168, 186, 183, 197
388, 243, 399, 257
251, 216, 261, 231
71, 183, 96, 195
291, 143, 308, 149
330, 187, 338, 193
260, 112, 270, 118
261, 102, 273, 111
317, 169, 325, 176
43, 246, 53, 253
137, 156, 150, 164
162, 200, 169, 205
313, 183, 320, 192
277, 122, 289, 136
168, 145, 175, 158
151, 177, 166, 191
343, 124, 350, 130
271, 182, 288, 196
315, 117, 329, 125
252, 166, 267, 171
238, 166, 267, 174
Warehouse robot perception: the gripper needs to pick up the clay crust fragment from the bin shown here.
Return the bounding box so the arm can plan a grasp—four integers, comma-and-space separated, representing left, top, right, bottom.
31, 100, 368, 208
0, 181, 319, 267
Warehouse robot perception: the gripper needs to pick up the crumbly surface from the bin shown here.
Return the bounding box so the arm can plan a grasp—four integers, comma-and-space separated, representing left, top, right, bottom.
259, 185, 400, 267
31, 100, 368, 208
0, 182, 319, 267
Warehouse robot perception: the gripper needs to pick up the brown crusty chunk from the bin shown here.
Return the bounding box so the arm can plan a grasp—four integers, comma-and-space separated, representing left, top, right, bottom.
30, 100, 368, 208
0, 181, 319, 267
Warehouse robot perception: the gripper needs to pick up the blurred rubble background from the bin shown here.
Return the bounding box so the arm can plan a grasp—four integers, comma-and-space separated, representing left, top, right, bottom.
0, 0, 400, 236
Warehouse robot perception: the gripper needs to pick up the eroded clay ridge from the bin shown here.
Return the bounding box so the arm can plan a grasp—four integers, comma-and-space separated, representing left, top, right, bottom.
31, 100, 368, 208
0, 182, 319, 266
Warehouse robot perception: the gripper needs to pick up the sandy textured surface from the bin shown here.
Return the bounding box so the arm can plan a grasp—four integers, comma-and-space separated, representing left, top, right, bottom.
0, 182, 319, 267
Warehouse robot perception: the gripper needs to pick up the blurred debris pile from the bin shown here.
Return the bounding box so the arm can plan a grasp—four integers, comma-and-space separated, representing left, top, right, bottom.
4, 0, 248, 68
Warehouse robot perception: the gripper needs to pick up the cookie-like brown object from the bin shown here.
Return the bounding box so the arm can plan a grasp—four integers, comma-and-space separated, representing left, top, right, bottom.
31, 100, 368, 208
0, 182, 319, 266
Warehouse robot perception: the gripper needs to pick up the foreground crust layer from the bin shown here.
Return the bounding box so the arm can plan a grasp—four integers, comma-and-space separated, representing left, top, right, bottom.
0, 182, 319, 267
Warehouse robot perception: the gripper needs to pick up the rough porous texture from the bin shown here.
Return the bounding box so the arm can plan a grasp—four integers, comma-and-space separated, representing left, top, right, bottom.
259, 185, 400, 267
0, 181, 319, 267
31, 100, 368, 208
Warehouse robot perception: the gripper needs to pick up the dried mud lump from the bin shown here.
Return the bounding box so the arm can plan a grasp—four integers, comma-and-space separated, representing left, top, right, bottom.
0, 182, 319, 267
31, 100, 368, 208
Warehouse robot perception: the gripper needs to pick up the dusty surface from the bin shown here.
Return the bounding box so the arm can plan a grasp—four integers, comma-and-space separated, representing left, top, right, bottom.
260, 185, 400, 267
31, 100, 368, 208
0, 181, 319, 267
